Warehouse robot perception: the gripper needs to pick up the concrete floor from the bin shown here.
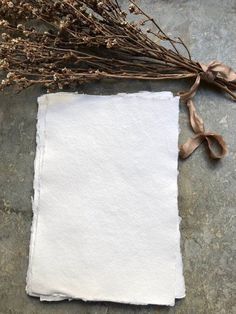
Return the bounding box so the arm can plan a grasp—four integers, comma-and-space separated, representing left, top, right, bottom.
0, 1, 236, 313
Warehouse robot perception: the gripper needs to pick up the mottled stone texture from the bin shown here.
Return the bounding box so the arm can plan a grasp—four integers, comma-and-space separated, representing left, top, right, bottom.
0, 1, 236, 313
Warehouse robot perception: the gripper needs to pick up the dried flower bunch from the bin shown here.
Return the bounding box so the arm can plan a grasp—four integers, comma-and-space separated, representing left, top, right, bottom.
0, 0, 234, 94
0, 0, 235, 158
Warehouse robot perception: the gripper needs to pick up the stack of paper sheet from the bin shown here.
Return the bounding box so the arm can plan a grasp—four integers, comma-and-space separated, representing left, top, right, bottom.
26, 91, 185, 306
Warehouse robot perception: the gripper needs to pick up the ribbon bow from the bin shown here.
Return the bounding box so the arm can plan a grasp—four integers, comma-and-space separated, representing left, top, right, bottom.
179, 61, 236, 159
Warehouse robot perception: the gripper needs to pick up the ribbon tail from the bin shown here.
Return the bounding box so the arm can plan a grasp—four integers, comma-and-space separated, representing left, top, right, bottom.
187, 99, 205, 134
179, 134, 205, 159
178, 75, 201, 102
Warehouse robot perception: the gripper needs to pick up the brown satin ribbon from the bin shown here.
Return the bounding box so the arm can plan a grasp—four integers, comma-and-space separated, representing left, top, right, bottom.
178, 60, 236, 159
179, 99, 228, 159
200, 61, 236, 82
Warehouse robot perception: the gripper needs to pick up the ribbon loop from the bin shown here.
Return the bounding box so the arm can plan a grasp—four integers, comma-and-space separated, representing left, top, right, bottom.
205, 132, 228, 159
180, 132, 228, 160
200, 61, 236, 82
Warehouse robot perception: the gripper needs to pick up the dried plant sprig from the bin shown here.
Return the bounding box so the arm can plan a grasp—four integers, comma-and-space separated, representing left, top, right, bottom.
0, 0, 235, 159
0, 0, 224, 91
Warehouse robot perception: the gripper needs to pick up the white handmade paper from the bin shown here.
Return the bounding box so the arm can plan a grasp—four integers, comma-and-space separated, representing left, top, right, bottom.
26, 92, 185, 306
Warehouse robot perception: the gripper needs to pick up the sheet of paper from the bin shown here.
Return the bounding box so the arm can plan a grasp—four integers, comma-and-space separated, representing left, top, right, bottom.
26, 92, 185, 306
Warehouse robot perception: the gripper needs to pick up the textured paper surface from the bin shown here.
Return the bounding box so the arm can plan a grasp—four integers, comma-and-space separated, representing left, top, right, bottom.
26, 92, 185, 306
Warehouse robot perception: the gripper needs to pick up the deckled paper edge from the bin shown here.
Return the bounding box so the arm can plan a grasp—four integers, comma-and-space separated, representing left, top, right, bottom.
26, 92, 185, 306
26, 95, 49, 296
175, 217, 186, 299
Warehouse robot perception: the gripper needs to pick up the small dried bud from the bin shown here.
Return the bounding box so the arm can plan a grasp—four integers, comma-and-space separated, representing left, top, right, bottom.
105, 38, 118, 48
105, 39, 112, 48
17, 24, 24, 30
59, 20, 67, 30
1, 79, 9, 86
32, 8, 38, 15
113, 39, 118, 45
129, 4, 135, 13
23, 30, 30, 37
6, 72, 15, 79
53, 73, 60, 81
11, 38, 20, 44
97, 2, 104, 8
79, 5, 86, 13
0, 59, 9, 70
1, 33, 9, 41
139, 19, 147, 26
62, 67, 68, 74
7, 1, 14, 8
129, 4, 141, 15
0, 20, 9, 27
82, 36, 89, 43
58, 82, 63, 90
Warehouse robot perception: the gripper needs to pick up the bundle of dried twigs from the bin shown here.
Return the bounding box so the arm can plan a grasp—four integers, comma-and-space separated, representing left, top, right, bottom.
0, 0, 235, 158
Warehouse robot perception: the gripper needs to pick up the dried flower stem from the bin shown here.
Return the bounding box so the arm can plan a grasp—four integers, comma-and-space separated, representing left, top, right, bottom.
0, 0, 235, 98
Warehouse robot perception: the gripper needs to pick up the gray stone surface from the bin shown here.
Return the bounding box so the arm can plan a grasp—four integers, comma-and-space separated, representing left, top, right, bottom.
0, 1, 236, 313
